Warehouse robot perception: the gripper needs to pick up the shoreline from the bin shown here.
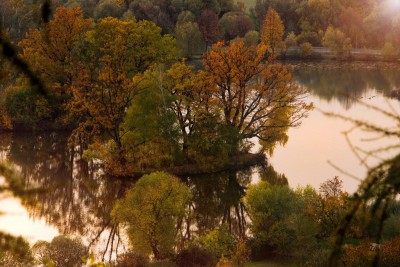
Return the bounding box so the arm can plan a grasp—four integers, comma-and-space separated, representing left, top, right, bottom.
112, 152, 267, 179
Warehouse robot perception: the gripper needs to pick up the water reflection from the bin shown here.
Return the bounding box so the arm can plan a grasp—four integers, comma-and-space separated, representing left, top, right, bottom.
1, 61, 398, 258
0, 132, 284, 257
290, 61, 400, 109
0, 132, 128, 258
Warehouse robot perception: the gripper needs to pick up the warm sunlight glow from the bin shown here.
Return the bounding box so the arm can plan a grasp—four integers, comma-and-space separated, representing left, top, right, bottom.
388, 0, 400, 8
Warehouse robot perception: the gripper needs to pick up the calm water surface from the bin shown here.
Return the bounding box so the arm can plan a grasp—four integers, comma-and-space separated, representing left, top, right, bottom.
270, 61, 400, 192
0, 61, 399, 256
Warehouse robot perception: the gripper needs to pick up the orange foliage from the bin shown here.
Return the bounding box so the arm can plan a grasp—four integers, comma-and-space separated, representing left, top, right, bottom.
203, 40, 311, 152
20, 6, 92, 91
260, 8, 285, 54
343, 237, 400, 266
18, 6, 93, 124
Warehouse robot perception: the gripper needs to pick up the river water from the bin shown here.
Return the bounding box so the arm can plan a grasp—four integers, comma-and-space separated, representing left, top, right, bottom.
0, 60, 399, 257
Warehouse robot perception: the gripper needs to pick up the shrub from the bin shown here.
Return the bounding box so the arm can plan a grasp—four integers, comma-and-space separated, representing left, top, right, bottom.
196, 225, 236, 259
116, 251, 149, 267
175, 244, 216, 267
32, 236, 87, 267
299, 42, 313, 57
382, 42, 398, 60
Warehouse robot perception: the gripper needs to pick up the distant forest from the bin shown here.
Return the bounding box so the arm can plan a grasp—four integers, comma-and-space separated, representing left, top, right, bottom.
2, 0, 400, 54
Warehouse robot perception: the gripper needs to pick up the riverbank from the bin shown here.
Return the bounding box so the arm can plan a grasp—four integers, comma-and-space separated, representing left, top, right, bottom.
190, 46, 399, 62
282, 46, 394, 61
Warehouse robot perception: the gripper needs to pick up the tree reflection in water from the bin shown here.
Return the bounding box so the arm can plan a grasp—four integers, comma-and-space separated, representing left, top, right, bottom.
291, 61, 400, 109
0, 132, 129, 261
0, 132, 287, 260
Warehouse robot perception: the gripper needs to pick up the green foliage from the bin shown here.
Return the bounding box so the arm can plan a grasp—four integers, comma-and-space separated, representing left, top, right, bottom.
83, 17, 177, 75
175, 21, 206, 57
176, 11, 196, 26
196, 225, 237, 259
245, 182, 325, 261
94, 0, 125, 19
244, 30, 259, 47
4, 85, 51, 127
122, 66, 181, 170
112, 172, 192, 259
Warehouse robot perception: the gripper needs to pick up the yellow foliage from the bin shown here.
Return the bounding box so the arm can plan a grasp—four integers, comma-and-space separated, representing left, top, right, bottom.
260, 8, 285, 54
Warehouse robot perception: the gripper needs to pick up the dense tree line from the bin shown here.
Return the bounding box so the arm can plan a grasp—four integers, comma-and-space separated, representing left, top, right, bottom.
2, 0, 400, 58
2, 2, 400, 266
0, 6, 311, 176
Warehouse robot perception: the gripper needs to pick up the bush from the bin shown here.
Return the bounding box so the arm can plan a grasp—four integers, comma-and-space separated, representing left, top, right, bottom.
299, 42, 313, 57
5, 86, 51, 127
380, 237, 400, 266
116, 251, 149, 267
343, 238, 400, 267
231, 239, 249, 267
382, 42, 398, 60
0, 234, 34, 267
175, 244, 216, 267
196, 225, 236, 259
285, 32, 297, 47
216, 256, 234, 267
343, 241, 375, 266
297, 31, 321, 46
32, 236, 87, 267
244, 30, 259, 47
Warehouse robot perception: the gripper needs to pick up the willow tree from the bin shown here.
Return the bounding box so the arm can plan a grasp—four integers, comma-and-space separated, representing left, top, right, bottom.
112, 172, 192, 260
203, 40, 311, 154
260, 7, 285, 54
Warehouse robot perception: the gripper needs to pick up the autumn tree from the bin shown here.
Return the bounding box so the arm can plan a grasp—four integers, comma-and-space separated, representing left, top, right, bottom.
0, 0, 37, 40
260, 8, 285, 54
203, 40, 311, 154
219, 12, 253, 40
322, 26, 352, 59
68, 17, 176, 174
165, 62, 205, 159
18, 6, 93, 125
175, 21, 206, 57
112, 172, 192, 259
197, 10, 221, 47
94, 0, 126, 19
319, 176, 343, 198
337, 7, 366, 48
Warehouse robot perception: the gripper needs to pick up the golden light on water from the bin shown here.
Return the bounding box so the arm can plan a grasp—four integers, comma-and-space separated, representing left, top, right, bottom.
0, 195, 59, 244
